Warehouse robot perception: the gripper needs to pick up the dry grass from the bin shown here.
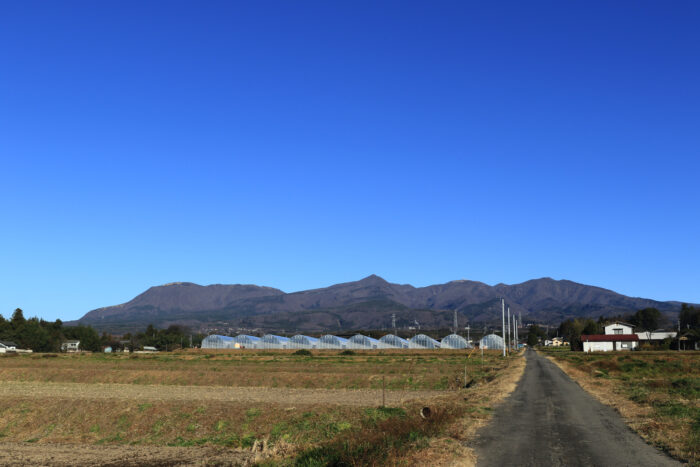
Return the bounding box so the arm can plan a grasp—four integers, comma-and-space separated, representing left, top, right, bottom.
0, 350, 502, 391
0, 349, 524, 465
543, 350, 700, 466
289, 350, 527, 466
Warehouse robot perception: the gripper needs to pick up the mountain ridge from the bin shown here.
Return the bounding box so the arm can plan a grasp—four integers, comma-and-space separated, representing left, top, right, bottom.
71, 275, 691, 333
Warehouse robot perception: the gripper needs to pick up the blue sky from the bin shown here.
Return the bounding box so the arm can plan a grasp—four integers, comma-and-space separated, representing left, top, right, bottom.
1, 1, 699, 322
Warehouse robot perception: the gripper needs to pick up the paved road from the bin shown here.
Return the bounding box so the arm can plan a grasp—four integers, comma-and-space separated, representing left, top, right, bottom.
473, 349, 679, 466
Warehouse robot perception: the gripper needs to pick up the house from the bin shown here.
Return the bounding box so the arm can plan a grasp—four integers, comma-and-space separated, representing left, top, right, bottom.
142, 346, 158, 353
61, 340, 80, 352
544, 337, 565, 347
581, 334, 639, 352
604, 322, 635, 335
0, 341, 17, 353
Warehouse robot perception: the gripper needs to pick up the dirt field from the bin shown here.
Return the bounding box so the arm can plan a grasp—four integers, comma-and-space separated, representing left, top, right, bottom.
0, 349, 525, 465
0, 381, 442, 407
0, 442, 251, 467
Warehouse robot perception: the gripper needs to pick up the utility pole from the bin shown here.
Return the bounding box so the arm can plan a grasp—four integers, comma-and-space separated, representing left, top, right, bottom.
392, 313, 396, 335
678, 319, 681, 352
507, 306, 511, 353
454, 310, 458, 334
501, 298, 506, 357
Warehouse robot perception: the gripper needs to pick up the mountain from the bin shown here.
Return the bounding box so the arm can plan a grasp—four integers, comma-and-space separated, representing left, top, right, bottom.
72, 275, 688, 333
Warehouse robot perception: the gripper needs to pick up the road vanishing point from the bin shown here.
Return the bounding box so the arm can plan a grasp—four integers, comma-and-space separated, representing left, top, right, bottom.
474, 348, 679, 466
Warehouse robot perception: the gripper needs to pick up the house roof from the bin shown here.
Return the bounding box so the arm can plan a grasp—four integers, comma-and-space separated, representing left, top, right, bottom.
581, 334, 639, 342
0, 341, 17, 347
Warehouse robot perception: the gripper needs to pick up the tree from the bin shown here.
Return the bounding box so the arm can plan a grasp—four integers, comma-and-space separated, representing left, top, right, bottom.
680, 304, 700, 330
558, 318, 599, 351
11, 308, 26, 327
527, 325, 542, 346
632, 308, 661, 341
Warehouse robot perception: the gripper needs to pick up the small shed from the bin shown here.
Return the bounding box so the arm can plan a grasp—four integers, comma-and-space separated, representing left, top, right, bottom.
61, 340, 80, 352
0, 341, 18, 353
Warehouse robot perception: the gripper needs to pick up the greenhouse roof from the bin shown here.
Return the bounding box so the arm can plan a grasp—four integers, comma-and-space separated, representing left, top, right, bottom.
207, 335, 234, 341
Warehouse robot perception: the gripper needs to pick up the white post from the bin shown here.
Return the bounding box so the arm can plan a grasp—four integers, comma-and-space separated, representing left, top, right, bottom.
507, 306, 511, 352
501, 298, 506, 357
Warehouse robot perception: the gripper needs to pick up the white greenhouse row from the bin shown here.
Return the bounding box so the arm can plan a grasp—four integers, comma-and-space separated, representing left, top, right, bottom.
201, 333, 505, 350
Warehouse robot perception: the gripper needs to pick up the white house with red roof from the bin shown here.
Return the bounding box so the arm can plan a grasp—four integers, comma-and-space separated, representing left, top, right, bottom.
582, 322, 639, 352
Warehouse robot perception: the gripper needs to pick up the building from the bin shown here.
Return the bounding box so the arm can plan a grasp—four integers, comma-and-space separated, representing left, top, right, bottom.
318, 335, 349, 349
61, 340, 80, 352
378, 334, 409, 349
0, 341, 17, 353
347, 334, 380, 350
581, 334, 639, 352
409, 334, 441, 349
479, 334, 504, 350
636, 331, 677, 342
258, 334, 291, 349
544, 337, 566, 347
289, 335, 320, 349
604, 322, 634, 335
201, 335, 235, 349
441, 334, 471, 349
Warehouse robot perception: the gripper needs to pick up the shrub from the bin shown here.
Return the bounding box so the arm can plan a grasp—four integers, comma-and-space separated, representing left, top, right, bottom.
293, 349, 312, 356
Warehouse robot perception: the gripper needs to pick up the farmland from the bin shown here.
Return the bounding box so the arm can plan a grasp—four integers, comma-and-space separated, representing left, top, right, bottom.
0, 349, 524, 465
542, 349, 700, 466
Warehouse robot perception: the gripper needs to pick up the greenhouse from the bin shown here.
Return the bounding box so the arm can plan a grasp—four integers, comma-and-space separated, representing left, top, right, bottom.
378, 334, 410, 349
201, 334, 235, 349
289, 335, 319, 349
231, 334, 261, 349
440, 334, 471, 349
409, 334, 441, 349
347, 334, 380, 350
318, 334, 349, 349
258, 334, 291, 349
479, 333, 504, 350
